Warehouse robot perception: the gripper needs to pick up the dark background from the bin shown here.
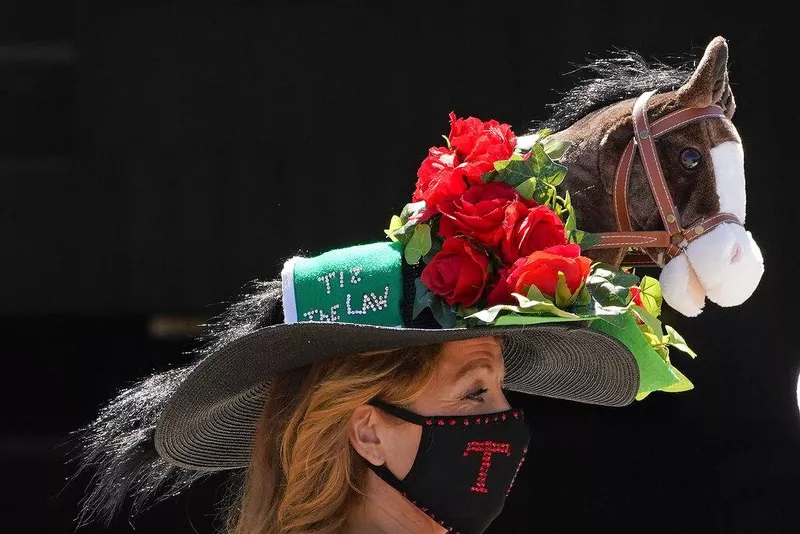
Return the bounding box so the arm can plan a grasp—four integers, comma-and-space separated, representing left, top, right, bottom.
2, 1, 797, 533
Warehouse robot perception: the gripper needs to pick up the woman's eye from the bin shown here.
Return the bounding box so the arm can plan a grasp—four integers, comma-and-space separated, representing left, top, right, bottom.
680, 148, 702, 170
465, 388, 488, 402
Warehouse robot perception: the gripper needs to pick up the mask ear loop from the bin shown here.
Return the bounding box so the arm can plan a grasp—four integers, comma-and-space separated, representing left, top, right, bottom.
364, 399, 429, 485
368, 459, 406, 487
362, 399, 418, 487
367, 399, 428, 426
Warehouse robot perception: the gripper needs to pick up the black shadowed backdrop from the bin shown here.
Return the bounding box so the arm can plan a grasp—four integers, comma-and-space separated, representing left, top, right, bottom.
1, 1, 797, 533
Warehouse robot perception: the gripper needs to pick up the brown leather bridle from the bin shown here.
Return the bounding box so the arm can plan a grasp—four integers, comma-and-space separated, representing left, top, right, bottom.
584, 90, 742, 267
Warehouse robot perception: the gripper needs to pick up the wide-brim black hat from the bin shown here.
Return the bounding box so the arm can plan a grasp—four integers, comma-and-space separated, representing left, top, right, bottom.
155, 319, 638, 471
152, 238, 650, 470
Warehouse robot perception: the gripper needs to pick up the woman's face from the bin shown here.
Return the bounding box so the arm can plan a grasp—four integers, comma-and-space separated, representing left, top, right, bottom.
380, 336, 509, 479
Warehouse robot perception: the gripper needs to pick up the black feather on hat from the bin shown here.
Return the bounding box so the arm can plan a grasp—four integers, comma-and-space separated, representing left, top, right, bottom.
67, 279, 283, 527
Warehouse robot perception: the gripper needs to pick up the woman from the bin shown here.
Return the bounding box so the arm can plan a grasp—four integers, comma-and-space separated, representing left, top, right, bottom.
75, 249, 639, 534
237, 336, 518, 534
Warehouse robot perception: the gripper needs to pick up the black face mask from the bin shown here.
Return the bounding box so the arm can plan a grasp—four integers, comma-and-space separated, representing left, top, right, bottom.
367, 400, 530, 534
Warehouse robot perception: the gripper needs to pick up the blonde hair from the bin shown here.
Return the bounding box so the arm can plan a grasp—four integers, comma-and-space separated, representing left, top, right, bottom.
228, 344, 443, 534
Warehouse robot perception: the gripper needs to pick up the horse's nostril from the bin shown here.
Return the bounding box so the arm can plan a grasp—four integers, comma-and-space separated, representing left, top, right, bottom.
730, 243, 743, 264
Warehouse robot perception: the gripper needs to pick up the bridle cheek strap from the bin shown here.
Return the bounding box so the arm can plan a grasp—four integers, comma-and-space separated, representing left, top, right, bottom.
588, 91, 743, 267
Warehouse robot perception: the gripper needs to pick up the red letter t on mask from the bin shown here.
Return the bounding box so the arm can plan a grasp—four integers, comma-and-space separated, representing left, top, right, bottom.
464, 441, 512, 494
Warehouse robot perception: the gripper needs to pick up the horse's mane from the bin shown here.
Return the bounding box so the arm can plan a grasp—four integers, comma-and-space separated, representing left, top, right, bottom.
540, 51, 694, 132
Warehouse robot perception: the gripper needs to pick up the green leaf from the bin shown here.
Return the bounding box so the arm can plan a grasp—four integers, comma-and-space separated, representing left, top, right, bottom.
635, 390, 652, 401
593, 303, 631, 328
464, 289, 581, 325
404, 223, 432, 265
543, 137, 571, 160
515, 176, 539, 200
629, 305, 663, 338
389, 219, 416, 244
562, 190, 572, 210
637, 276, 663, 318
494, 314, 591, 326
574, 286, 592, 307
518, 179, 557, 208
493, 154, 524, 171
385, 215, 404, 242
388, 201, 428, 245
400, 201, 427, 220
586, 264, 640, 307
525, 284, 548, 302
537, 182, 558, 207
576, 231, 601, 250
530, 144, 568, 187
512, 292, 581, 319
642, 331, 670, 364
515, 177, 536, 200
517, 178, 556, 206
412, 278, 434, 319
422, 237, 443, 264
564, 206, 577, 234
494, 156, 534, 187
610, 267, 640, 287
665, 324, 698, 358
661, 365, 694, 392
531, 142, 550, 169
430, 298, 457, 328
459, 306, 479, 317
465, 305, 515, 324
554, 200, 567, 218
554, 271, 577, 309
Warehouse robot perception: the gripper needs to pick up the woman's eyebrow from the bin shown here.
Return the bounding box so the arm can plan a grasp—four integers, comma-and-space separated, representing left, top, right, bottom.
454, 359, 495, 382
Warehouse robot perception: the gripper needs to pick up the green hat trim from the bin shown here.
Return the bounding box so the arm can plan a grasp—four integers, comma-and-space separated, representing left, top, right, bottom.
591, 314, 679, 395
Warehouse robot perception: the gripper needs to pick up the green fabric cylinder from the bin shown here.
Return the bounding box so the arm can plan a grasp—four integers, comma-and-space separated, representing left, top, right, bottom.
282, 241, 405, 327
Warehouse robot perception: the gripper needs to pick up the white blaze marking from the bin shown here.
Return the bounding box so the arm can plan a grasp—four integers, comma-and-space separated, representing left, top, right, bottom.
660, 138, 765, 316
709, 141, 746, 223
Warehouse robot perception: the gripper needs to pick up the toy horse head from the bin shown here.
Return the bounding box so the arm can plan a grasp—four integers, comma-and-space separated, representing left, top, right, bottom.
522, 36, 763, 316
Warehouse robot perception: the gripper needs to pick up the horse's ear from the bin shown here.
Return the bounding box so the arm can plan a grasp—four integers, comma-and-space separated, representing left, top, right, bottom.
677, 36, 735, 117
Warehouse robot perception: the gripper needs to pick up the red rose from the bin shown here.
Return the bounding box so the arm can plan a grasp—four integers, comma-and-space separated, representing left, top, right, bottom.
505, 244, 592, 300
500, 205, 567, 263
486, 265, 513, 306
448, 112, 517, 185
630, 286, 645, 309
448, 114, 486, 155
412, 147, 468, 214
421, 237, 490, 308
438, 182, 535, 248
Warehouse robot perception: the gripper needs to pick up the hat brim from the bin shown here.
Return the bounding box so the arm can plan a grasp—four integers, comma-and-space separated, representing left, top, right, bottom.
154, 321, 639, 471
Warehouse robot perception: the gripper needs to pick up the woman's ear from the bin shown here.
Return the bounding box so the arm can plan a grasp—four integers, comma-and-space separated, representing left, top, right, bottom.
677, 36, 736, 117
348, 405, 385, 466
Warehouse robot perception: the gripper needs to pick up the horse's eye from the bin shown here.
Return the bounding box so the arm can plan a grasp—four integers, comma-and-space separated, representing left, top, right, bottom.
680, 148, 702, 170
